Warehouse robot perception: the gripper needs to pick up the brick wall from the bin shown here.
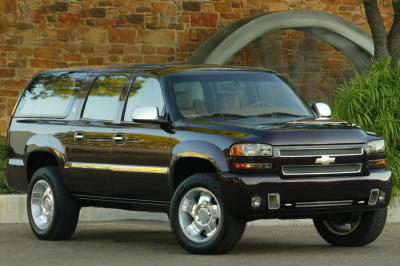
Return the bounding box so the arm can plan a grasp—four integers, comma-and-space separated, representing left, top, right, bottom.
0, 0, 394, 135
227, 29, 356, 102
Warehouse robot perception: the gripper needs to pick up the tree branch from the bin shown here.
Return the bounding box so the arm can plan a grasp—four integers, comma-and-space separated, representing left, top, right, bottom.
364, 0, 389, 61
388, 0, 400, 68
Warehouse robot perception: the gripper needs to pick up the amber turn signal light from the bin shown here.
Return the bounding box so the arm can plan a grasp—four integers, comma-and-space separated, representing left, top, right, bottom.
368, 159, 386, 168
229, 143, 273, 157
230, 144, 244, 156
233, 163, 272, 170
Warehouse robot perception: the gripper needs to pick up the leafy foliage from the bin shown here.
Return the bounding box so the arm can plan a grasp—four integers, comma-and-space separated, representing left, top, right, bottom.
0, 142, 15, 194
332, 60, 400, 197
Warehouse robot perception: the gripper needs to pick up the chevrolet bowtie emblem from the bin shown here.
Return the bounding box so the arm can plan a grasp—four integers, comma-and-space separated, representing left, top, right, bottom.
315, 155, 335, 166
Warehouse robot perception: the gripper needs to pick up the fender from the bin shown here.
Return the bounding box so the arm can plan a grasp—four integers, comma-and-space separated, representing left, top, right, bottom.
24, 134, 70, 188
169, 140, 229, 191
25, 134, 67, 166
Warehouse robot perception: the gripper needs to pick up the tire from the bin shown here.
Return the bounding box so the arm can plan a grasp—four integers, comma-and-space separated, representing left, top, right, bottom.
170, 173, 246, 254
313, 208, 387, 246
27, 166, 80, 240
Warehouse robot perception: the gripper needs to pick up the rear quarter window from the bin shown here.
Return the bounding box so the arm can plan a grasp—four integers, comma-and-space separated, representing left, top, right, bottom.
82, 74, 128, 121
15, 72, 86, 117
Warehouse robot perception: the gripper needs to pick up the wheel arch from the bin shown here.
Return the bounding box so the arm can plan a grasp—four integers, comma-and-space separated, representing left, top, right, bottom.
169, 141, 229, 194
25, 135, 68, 184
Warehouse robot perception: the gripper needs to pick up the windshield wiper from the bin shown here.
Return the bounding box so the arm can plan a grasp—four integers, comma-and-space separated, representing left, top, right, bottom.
196, 113, 248, 118
255, 112, 307, 118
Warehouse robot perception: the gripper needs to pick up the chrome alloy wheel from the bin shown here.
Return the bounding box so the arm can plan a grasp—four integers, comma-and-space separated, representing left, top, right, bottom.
178, 187, 222, 243
323, 212, 363, 236
30, 180, 55, 231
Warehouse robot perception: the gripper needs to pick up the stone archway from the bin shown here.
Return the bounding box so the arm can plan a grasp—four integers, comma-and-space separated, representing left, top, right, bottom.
188, 10, 374, 71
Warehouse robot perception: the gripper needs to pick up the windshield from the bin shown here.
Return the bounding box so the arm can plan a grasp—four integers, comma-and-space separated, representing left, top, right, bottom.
166, 71, 314, 120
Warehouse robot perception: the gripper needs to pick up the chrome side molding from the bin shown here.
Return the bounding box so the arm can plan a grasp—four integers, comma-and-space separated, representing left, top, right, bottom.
8, 158, 24, 166
67, 162, 169, 174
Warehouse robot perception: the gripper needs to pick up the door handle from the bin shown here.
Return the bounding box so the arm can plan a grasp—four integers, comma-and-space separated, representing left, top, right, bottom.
113, 133, 124, 144
74, 132, 85, 142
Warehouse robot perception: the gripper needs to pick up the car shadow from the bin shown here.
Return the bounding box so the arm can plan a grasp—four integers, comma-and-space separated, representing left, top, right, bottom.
25, 221, 380, 256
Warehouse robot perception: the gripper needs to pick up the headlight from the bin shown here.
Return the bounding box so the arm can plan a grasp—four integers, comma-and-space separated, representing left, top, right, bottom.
229, 143, 272, 157
366, 140, 385, 154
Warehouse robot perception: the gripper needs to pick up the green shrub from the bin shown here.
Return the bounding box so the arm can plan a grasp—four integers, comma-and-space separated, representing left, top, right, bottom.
332, 60, 400, 197
0, 141, 18, 194
0, 141, 12, 194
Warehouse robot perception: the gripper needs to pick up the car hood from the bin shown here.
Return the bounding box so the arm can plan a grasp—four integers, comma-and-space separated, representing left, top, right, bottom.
184, 117, 378, 146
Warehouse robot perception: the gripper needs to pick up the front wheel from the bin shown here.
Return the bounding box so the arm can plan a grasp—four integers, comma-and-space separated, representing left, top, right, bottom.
313, 208, 387, 246
170, 173, 246, 254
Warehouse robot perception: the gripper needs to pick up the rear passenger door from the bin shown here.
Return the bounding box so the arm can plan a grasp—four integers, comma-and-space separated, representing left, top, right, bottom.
112, 76, 171, 201
67, 74, 130, 196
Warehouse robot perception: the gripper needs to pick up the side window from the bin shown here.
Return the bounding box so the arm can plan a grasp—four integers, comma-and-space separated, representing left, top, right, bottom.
123, 76, 164, 122
255, 79, 298, 108
16, 72, 86, 117
82, 75, 127, 121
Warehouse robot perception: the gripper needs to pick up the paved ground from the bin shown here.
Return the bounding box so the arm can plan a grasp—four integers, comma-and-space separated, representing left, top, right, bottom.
0, 220, 399, 266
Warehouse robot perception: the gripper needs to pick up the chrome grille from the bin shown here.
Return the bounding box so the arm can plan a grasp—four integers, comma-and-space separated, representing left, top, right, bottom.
295, 200, 354, 208
282, 164, 362, 176
279, 147, 363, 157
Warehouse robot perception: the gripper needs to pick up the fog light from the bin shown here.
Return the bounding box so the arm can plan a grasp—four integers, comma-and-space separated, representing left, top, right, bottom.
268, 193, 280, 210
368, 189, 380, 206
379, 191, 386, 203
251, 196, 262, 208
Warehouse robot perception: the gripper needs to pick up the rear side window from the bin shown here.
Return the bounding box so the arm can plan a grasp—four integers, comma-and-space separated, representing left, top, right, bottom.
16, 72, 86, 117
82, 75, 128, 121
123, 76, 164, 121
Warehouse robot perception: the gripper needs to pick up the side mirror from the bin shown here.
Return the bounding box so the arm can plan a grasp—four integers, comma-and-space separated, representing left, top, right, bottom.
132, 106, 166, 124
312, 102, 331, 118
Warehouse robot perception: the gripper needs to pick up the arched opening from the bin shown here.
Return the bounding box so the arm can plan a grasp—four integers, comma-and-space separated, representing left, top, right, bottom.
226, 29, 357, 103
189, 10, 374, 103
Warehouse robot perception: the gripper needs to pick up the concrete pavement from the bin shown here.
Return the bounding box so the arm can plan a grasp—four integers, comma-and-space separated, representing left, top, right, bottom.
0, 220, 399, 266
2, 195, 400, 226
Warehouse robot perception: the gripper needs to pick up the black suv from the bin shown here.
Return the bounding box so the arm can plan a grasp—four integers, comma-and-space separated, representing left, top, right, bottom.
5, 65, 391, 254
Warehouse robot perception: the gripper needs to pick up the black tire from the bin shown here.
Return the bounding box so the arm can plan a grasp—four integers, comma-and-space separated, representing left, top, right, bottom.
313, 208, 387, 246
27, 166, 80, 240
170, 173, 246, 254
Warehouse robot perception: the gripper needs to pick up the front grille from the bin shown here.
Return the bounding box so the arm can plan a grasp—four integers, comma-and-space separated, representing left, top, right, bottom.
282, 164, 362, 176
279, 147, 363, 157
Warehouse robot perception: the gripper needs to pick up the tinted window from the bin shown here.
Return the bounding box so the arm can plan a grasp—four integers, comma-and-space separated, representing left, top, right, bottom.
123, 76, 164, 121
168, 72, 313, 119
17, 72, 86, 117
82, 75, 127, 121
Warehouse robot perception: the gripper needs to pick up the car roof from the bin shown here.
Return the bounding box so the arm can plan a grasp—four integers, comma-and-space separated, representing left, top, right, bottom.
39, 64, 278, 77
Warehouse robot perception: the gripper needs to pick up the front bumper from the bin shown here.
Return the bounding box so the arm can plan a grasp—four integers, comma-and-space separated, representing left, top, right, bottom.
219, 169, 392, 220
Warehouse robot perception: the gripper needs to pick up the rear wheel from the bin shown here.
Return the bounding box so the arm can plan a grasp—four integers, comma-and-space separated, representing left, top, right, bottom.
27, 166, 80, 240
313, 208, 387, 246
170, 173, 246, 254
